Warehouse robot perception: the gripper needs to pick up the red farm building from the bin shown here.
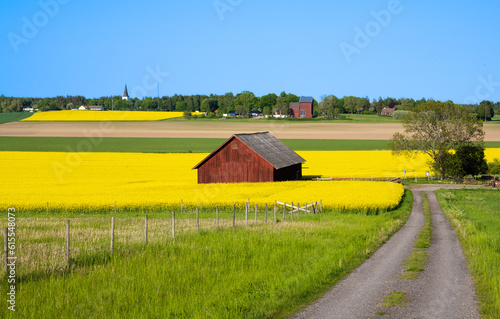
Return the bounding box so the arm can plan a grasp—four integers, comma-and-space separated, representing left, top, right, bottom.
192, 132, 305, 184
289, 96, 314, 118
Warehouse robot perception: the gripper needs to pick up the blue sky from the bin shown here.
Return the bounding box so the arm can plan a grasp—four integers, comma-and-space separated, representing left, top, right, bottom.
1, 0, 500, 104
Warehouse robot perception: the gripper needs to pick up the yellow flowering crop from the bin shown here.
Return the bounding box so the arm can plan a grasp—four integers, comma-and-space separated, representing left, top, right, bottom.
21, 110, 185, 121
300, 150, 429, 178
1, 151, 405, 213
485, 148, 500, 162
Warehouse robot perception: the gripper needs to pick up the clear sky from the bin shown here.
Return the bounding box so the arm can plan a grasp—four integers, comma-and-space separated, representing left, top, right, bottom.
1, 0, 500, 104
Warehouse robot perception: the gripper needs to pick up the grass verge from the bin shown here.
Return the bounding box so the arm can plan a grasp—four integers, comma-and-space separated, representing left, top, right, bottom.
400, 192, 432, 279
436, 189, 500, 319
0, 191, 412, 318
379, 291, 409, 308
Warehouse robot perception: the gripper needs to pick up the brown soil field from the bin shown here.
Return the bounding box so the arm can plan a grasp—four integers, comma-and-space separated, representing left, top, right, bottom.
1, 121, 500, 140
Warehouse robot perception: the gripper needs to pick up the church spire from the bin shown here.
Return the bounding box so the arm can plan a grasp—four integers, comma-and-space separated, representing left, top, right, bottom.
122, 85, 129, 100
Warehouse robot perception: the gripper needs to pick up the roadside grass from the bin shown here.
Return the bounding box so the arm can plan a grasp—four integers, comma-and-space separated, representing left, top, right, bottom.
436, 189, 500, 319
0, 191, 412, 318
400, 192, 432, 279
0, 112, 32, 124
379, 291, 409, 308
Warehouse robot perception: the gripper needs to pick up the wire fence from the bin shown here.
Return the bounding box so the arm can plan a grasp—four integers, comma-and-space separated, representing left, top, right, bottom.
2, 200, 322, 278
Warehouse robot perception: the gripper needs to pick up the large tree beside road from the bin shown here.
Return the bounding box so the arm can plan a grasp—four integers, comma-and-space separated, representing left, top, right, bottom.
391, 101, 485, 179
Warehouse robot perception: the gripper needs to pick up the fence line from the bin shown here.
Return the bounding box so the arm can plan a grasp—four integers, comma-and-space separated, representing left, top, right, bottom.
2, 200, 325, 276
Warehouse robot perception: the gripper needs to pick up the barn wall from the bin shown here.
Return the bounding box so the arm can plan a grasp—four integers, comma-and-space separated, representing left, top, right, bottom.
197, 138, 274, 184
274, 163, 302, 181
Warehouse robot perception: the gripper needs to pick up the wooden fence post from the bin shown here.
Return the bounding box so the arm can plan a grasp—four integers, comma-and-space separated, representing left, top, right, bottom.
196, 208, 199, 232
216, 205, 219, 228
283, 203, 286, 221
255, 204, 258, 224
297, 202, 300, 217
265, 203, 268, 223
291, 201, 294, 218
320, 200, 323, 212
274, 201, 277, 223
245, 202, 248, 226
145, 215, 148, 244
4, 228, 8, 275
66, 220, 70, 266
233, 204, 236, 227
111, 217, 115, 252
172, 211, 175, 240
47, 202, 49, 214
181, 199, 183, 213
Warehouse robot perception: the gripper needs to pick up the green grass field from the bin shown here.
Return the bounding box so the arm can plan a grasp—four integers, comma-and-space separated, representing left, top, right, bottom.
0, 112, 33, 124
1, 136, 499, 153
436, 189, 500, 319
0, 136, 394, 152
0, 191, 412, 318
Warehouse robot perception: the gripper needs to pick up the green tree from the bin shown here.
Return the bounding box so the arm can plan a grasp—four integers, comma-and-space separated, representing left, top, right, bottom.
488, 158, 500, 175
344, 96, 357, 114
390, 101, 485, 179
260, 93, 277, 109
275, 97, 288, 116
175, 101, 187, 111
438, 144, 488, 178
262, 106, 271, 116
477, 100, 493, 121
455, 144, 488, 176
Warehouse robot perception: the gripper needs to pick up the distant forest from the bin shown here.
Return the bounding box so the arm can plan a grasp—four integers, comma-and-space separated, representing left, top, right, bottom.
0, 91, 498, 120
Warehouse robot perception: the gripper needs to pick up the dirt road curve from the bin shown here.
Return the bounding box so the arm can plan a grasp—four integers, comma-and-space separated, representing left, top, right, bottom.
293, 185, 480, 319
1, 121, 500, 140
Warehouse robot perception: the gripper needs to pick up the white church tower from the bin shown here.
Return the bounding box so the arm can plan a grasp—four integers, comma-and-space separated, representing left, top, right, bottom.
122, 85, 130, 100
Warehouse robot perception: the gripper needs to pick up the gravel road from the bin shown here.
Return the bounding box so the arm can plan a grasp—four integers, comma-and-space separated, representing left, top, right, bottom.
293, 186, 480, 318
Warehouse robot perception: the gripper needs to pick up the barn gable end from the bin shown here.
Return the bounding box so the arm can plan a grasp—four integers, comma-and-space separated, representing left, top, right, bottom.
193, 132, 305, 184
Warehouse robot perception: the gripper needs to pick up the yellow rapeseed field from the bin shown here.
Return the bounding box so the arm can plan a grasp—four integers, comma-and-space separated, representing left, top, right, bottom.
3, 149, 497, 213
21, 110, 185, 121
0, 151, 408, 213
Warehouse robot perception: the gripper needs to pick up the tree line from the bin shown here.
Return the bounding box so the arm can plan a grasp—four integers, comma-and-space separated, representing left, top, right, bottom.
319, 95, 499, 121
0, 93, 498, 120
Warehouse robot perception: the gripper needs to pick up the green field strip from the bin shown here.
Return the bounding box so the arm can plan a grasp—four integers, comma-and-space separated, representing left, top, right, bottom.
1, 136, 498, 153
0, 137, 393, 153
0, 112, 33, 124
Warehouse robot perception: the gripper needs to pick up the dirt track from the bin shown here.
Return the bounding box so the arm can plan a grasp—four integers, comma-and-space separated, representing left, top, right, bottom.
293, 185, 480, 319
1, 121, 499, 140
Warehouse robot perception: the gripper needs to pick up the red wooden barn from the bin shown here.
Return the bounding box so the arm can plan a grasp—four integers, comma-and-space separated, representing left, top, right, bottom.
193, 132, 305, 184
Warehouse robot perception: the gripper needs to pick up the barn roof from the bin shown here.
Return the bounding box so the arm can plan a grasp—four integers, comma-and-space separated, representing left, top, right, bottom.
299, 96, 314, 103
193, 132, 305, 170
